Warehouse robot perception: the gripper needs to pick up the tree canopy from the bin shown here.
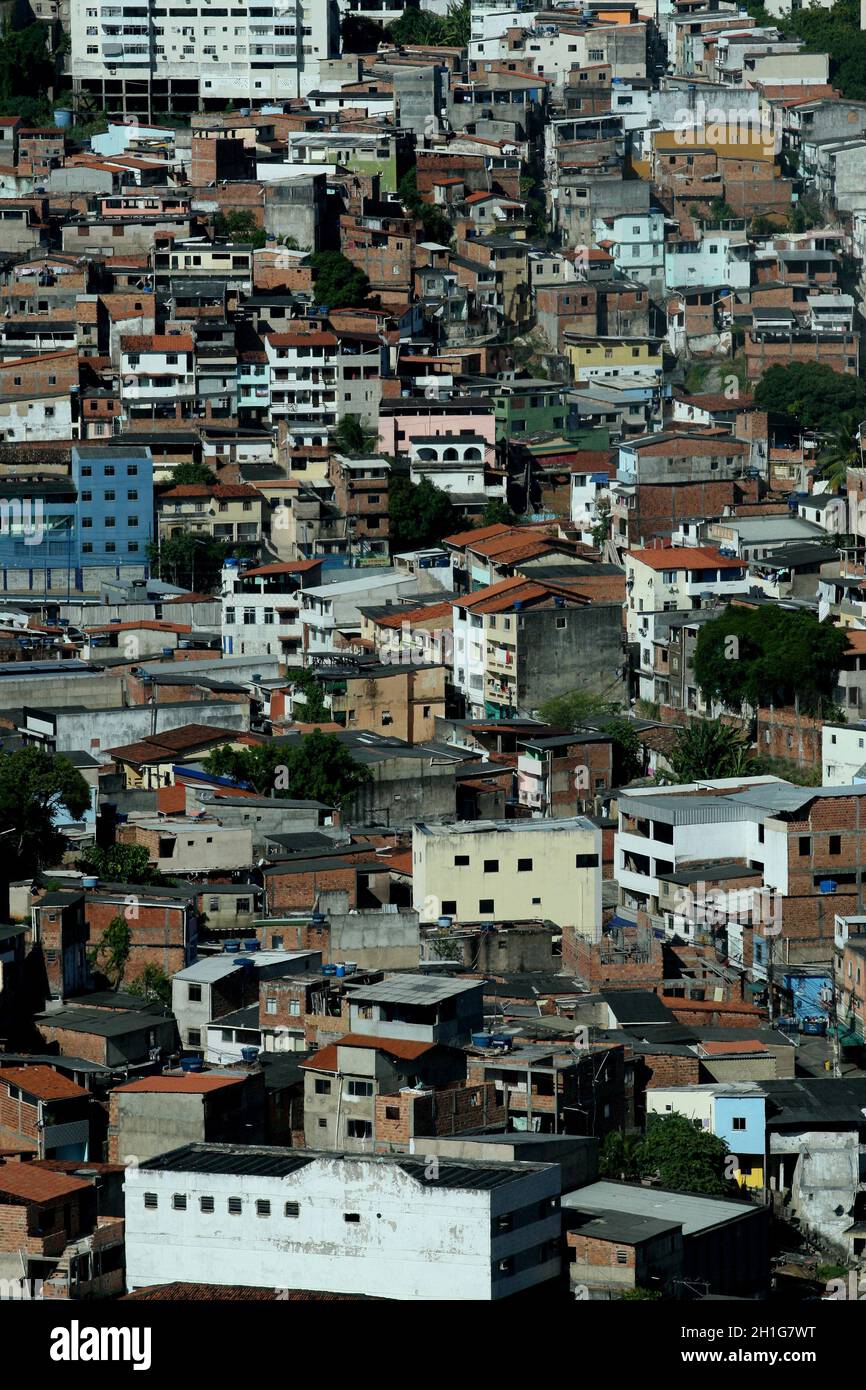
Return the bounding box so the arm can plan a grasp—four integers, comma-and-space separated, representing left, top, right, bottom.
167, 462, 218, 488
205, 730, 371, 807
599, 1113, 736, 1196
213, 209, 267, 249
660, 718, 761, 784
753, 361, 866, 432
0, 22, 55, 121
0, 747, 91, 874
398, 167, 454, 246
147, 531, 255, 593
743, 0, 866, 101
79, 843, 164, 886
693, 605, 850, 717
389, 476, 458, 551
89, 913, 132, 990
308, 251, 370, 310
390, 0, 470, 47
538, 690, 644, 785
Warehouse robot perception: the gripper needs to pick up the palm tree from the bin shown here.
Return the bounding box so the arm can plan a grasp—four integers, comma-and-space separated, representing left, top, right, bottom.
817, 413, 861, 494
661, 718, 759, 784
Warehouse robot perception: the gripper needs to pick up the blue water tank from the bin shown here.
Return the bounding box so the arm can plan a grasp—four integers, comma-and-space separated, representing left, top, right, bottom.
243, 939, 260, 952
472, 1032, 493, 1048
180, 1057, 203, 1072
223, 940, 241, 952
241, 1046, 259, 1063
53, 107, 73, 128
322, 964, 338, 976
335, 963, 346, 977
819, 880, 837, 894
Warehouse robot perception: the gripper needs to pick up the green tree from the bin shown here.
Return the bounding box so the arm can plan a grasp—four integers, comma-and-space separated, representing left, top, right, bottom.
0, 747, 90, 874
167, 461, 218, 488
636, 1112, 735, 1195
693, 605, 850, 717
308, 250, 370, 309
817, 413, 861, 493
79, 843, 163, 885
0, 21, 55, 117
127, 963, 172, 1006
205, 730, 371, 807
539, 689, 621, 727
753, 361, 866, 433
599, 1129, 642, 1181
390, 0, 469, 47
620, 1288, 664, 1300
538, 691, 643, 785
660, 718, 761, 784
89, 913, 132, 990
148, 531, 252, 592
389, 475, 458, 551
341, 13, 388, 49
481, 499, 518, 527
398, 167, 454, 246
289, 667, 329, 723
331, 414, 377, 455
213, 209, 267, 249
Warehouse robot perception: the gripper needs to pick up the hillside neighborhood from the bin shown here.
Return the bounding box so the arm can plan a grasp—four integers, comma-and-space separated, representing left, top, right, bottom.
0, 0, 866, 1326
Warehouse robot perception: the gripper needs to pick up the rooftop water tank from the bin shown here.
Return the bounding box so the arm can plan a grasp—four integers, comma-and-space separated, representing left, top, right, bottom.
241, 1046, 259, 1064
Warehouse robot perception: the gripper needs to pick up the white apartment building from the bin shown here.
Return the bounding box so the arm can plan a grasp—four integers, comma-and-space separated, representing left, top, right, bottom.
592, 210, 665, 287
221, 557, 322, 661
625, 545, 749, 645
822, 721, 866, 786
615, 777, 790, 925
120, 332, 195, 421
124, 1142, 562, 1300
265, 328, 385, 431
412, 817, 602, 938
299, 569, 420, 658
70, 0, 339, 118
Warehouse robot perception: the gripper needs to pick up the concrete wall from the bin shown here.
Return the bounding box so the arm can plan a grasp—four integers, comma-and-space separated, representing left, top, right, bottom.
124, 1152, 561, 1300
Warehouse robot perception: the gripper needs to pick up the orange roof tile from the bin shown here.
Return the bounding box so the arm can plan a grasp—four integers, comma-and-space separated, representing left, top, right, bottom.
0, 1066, 89, 1101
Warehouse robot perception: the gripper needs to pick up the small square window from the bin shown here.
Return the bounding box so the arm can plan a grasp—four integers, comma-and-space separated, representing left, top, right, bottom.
200, 1195, 214, 1212
256, 1199, 271, 1217
344, 1212, 361, 1223
479, 898, 494, 913
517, 858, 532, 872
227, 1197, 242, 1215
285, 1201, 300, 1217
172, 1193, 186, 1210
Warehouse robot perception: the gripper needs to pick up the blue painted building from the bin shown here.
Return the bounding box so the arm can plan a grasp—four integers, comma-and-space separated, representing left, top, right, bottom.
71, 444, 153, 569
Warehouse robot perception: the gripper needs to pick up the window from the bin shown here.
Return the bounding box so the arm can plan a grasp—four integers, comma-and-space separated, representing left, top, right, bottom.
256, 1200, 271, 1217
344, 1212, 361, 1223
441, 900, 456, 915
829, 834, 841, 855
284, 1201, 300, 1217
347, 1080, 373, 1097
143, 1193, 158, 1209
799, 836, 811, 857
188, 1029, 201, 1046
575, 854, 600, 868
385, 1105, 400, 1120
454, 854, 470, 867
347, 1119, 372, 1138
188, 984, 201, 1002
172, 1194, 187, 1210
479, 898, 494, 913
200, 1196, 214, 1213
732, 1116, 746, 1131
517, 858, 533, 872
227, 1197, 242, 1215
484, 859, 499, 873
615, 1250, 629, 1265
315, 1078, 331, 1094
318, 1117, 327, 1128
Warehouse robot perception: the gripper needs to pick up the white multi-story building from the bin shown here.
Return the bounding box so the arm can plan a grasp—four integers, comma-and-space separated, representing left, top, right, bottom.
124, 1142, 562, 1299
625, 545, 750, 645
221, 557, 323, 661
265, 327, 385, 430
70, 0, 339, 118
